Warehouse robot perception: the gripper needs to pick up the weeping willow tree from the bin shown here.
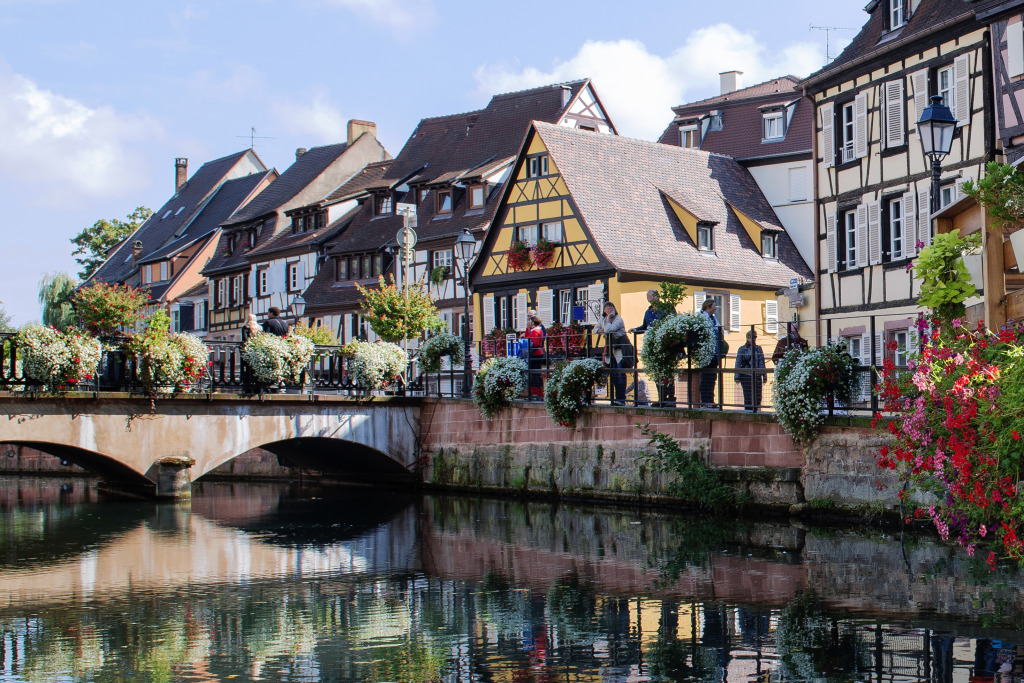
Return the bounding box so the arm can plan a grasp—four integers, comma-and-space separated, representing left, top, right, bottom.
38, 272, 78, 331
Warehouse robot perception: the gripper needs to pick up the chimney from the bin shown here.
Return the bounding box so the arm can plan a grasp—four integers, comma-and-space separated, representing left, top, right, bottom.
295, 147, 308, 161
174, 158, 188, 192
719, 70, 743, 95
131, 240, 143, 265
561, 85, 573, 107
347, 119, 377, 145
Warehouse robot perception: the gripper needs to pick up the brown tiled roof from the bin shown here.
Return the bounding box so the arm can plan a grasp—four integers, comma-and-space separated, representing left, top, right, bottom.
801, 0, 978, 90
531, 122, 812, 289
202, 216, 278, 277
321, 161, 393, 204
178, 281, 208, 299
247, 205, 361, 260
674, 76, 801, 110
657, 85, 813, 160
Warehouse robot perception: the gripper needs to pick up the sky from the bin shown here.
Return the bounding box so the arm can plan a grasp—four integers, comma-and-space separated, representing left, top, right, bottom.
0, 0, 869, 326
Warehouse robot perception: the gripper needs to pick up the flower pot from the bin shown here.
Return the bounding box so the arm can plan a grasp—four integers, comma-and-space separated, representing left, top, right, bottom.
1010, 229, 1024, 269
960, 253, 984, 290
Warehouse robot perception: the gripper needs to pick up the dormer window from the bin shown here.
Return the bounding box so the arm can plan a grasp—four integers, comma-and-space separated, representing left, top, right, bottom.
248, 230, 256, 248
680, 125, 699, 149
761, 233, 778, 259
336, 257, 348, 281
697, 223, 714, 251
526, 155, 549, 178
436, 189, 452, 214
227, 235, 235, 253
419, 188, 429, 203
291, 216, 300, 234
469, 184, 486, 209
316, 211, 326, 229
762, 112, 784, 140
889, 0, 904, 29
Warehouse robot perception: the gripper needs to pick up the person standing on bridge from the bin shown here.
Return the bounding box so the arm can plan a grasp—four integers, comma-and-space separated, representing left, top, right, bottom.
242, 313, 261, 343
262, 307, 289, 337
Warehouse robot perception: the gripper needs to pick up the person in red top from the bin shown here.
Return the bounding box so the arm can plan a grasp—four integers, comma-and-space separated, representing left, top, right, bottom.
524, 315, 545, 398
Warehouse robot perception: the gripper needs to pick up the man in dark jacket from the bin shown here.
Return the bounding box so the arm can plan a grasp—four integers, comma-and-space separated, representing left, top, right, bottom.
735, 330, 767, 412
262, 307, 290, 337
631, 289, 675, 406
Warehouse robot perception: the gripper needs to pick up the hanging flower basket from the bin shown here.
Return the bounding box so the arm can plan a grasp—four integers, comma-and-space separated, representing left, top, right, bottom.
242, 332, 314, 387
506, 240, 533, 272
531, 238, 556, 269
344, 340, 407, 389
16, 325, 102, 391
473, 356, 528, 418
544, 358, 604, 428
639, 314, 715, 383
772, 342, 857, 444
135, 332, 210, 393
418, 332, 465, 374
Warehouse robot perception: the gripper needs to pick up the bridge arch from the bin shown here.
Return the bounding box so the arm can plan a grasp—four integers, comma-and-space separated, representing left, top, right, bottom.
0, 395, 422, 497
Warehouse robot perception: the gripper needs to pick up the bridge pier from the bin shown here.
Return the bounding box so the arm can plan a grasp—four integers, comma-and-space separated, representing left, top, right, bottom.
152, 456, 195, 499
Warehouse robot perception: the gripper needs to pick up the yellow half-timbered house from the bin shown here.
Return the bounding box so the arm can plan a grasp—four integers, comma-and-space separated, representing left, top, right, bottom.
469, 122, 814, 365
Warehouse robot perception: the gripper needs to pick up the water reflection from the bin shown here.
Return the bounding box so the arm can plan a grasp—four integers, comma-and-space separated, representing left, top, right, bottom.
1, 479, 1024, 682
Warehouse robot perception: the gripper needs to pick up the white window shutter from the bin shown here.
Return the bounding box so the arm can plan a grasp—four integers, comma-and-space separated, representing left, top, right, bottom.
859, 332, 872, 400
917, 187, 932, 248
586, 283, 604, 325
765, 300, 779, 335
514, 292, 528, 330
875, 332, 884, 366
826, 213, 837, 273
821, 102, 835, 169
885, 79, 905, 148
912, 69, 929, 126
856, 204, 869, 268
907, 328, 918, 359
694, 291, 706, 313
1009, 22, 1024, 78
902, 191, 917, 257
854, 91, 868, 159
730, 294, 741, 332
296, 261, 306, 289
954, 53, 970, 125
246, 271, 256, 298
483, 294, 495, 334
868, 201, 882, 265
538, 289, 554, 326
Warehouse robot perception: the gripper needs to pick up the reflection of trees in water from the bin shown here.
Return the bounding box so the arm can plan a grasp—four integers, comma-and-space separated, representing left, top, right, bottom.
547, 573, 599, 645
773, 591, 867, 683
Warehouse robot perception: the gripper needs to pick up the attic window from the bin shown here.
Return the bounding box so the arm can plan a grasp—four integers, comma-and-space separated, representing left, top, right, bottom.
436, 189, 452, 214
291, 216, 300, 234
419, 188, 429, 203
762, 112, 784, 140
679, 126, 699, 149
889, 0, 904, 29
469, 185, 486, 209
697, 223, 714, 251
316, 211, 326, 228
762, 233, 778, 259
248, 230, 256, 248
376, 194, 393, 216
526, 155, 549, 179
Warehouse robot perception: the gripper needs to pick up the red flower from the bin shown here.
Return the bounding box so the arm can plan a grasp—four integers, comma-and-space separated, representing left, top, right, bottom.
1014, 431, 1021, 441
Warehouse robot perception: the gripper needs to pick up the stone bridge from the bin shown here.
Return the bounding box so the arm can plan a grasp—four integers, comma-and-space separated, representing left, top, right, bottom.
0, 393, 421, 497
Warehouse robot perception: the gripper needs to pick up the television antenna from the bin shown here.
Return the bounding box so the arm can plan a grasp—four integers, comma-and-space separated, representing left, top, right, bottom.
810, 24, 856, 63
235, 126, 276, 150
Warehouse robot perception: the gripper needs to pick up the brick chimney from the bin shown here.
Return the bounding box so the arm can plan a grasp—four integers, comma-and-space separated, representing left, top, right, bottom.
347, 119, 377, 144
175, 158, 188, 192
131, 240, 143, 265
295, 148, 307, 161
719, 71, 743, 95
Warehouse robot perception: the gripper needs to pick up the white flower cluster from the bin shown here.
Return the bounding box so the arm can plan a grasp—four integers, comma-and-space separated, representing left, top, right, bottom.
138, 332, 210, 392
346, 340, 407, 389
640, 313, 715, 383
242, 332, 315, 386
544, 357, 604, 428
418, 332, 466, 374
772, 343, 857, 443
16, 325, 101, 390
473, 356, 528, 418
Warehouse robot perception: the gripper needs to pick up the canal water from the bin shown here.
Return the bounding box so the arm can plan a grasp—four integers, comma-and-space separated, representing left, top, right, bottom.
2, 479, 1024, 683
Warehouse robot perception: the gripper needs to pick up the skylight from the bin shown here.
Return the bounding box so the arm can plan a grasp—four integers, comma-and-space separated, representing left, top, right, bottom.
175, 206, 185, 215
163, 210, 172, 219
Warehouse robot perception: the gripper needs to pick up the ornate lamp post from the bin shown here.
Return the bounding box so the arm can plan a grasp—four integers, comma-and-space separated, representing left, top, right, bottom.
917, 94, 958, 214
454, 229, 477, 398
289, 293, 306, 319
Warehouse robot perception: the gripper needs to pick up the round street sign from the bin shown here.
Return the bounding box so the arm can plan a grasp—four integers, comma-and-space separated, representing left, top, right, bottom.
396, 226, 417, 250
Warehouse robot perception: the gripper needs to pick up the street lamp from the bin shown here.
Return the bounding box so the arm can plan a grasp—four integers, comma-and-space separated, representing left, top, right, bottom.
290, 293, 306, 318
454, 228, 477, 398
917, 94, 958, 214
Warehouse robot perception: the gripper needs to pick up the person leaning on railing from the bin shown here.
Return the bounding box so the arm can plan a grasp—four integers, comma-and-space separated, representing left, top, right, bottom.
524, 315, 545, 399
594, 301, 632, 406
630, 289, 674, 407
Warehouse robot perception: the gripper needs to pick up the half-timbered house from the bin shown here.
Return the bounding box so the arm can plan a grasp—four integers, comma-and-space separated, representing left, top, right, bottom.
469, 122, 813, 373
799, 0, 991, 367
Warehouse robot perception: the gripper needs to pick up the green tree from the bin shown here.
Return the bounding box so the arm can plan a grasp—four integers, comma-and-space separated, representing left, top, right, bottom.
70, 206, 153, 280
356, 275, 444, 342
38, 272, 78, 331
0, 304, 12, 333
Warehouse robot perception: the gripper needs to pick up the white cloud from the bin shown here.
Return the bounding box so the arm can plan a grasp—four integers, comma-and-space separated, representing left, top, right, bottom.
474, 24, 823, 140
272, 90, 348, 144
318, 0, 435, 36
0, 62, 157, 198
